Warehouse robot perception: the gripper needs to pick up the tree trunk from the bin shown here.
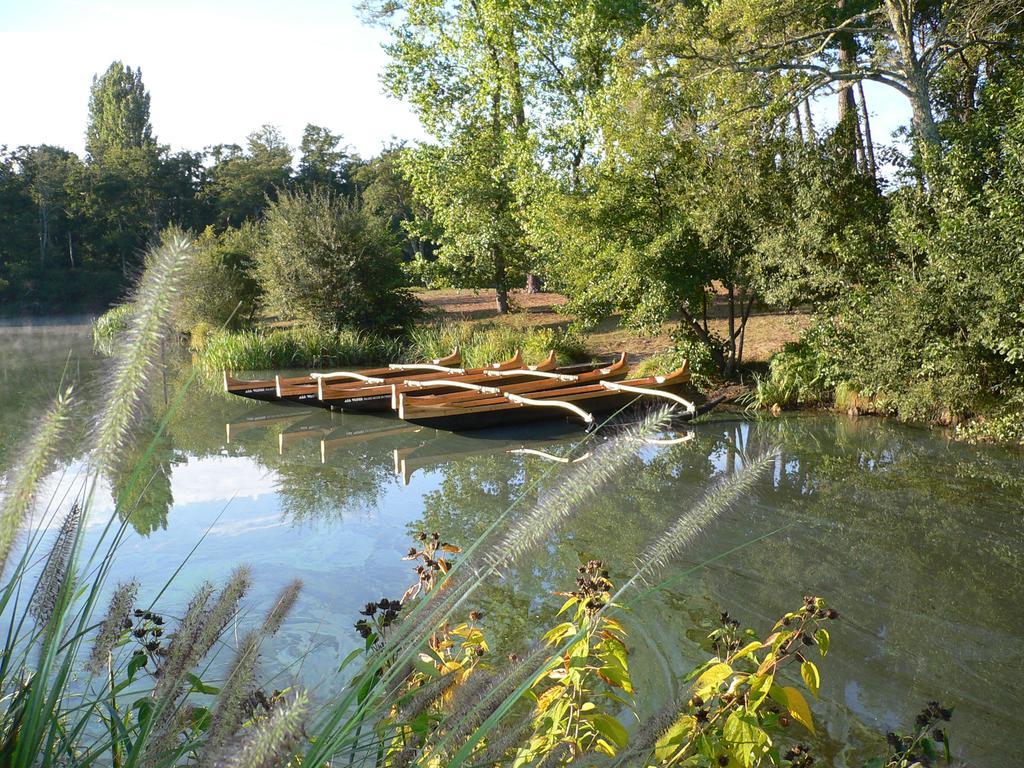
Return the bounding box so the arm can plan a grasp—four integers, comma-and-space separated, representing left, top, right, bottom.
884, 0, 941, 157
856, 80, 878, 178
836, 0, 861, 168
735, 290, 755, 371
725, 283, 736, 377
524, 273, 543, 293
494, 245, 509, 314
803, 98, 816, 141
39, 206, 48, 265
679, 304, 725, 372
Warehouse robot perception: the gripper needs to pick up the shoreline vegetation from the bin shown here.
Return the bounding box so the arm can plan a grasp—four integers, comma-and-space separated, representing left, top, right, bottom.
91, 290, 1023, 447
0, 238, 959, 767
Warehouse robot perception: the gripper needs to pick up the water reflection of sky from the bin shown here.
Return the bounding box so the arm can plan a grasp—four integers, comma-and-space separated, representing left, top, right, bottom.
2, 328, 1023, 767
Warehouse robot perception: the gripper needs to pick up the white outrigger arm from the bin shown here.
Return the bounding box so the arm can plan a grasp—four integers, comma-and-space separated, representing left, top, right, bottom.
503, 393, 595, 424
483, 368, 578, 381
599, 380, 696, 414
386, 363, 467, 373
278, 372, 387, 398
508, 448, 592, 463
306, 372, 391, 400
394, 379, 503, 409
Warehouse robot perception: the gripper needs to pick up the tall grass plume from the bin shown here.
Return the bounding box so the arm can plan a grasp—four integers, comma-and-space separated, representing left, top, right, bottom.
92, 231, 193, 473
0, 388, 73, 574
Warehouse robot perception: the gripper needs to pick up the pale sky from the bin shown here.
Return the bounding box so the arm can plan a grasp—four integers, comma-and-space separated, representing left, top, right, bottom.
0, 0, 912, 165
0, 0, 427, 159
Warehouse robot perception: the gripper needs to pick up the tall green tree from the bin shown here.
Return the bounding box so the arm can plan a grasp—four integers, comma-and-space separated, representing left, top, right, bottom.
365, 0, 648, 312
202, 125, 293, 228
641, 0, 1022, 179
85, 61, 154, 160
366, 0, 532, 312
353, 143, 434, 262
296, 124, 353, 194
16, 145, 79, 267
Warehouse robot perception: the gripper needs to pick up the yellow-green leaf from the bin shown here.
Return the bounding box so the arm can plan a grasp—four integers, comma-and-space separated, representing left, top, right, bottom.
801, 660, 820, 698
731, 641, 762, 661
694, 662, 733, 697
814, 628, 830, 657
542, 621, 576, 645
723, 710, 770, 768
747, 673, 773, 710
586, 713, 629, 751
770, 685, 816, 734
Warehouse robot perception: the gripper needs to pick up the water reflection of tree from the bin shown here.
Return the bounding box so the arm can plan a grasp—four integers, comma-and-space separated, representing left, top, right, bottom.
108, 415, 179, 536
409, 416, 1024, 761
706, 415, 1024, 760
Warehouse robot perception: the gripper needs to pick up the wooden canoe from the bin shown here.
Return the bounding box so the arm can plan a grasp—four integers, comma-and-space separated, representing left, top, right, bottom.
275, 350, 531, 411
396, 353, 629, 409
396, 362, 701, 432
222, 347, 462, 403
318, 350, 611, 413
326, 353, 631, 414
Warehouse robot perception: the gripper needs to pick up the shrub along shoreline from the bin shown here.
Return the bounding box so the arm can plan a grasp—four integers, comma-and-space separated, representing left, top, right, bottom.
92, 300, 1022, 446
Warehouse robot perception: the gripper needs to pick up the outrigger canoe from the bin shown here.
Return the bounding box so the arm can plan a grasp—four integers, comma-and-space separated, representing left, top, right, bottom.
274, 350, 530, 411
398, 353, 628, 408
314, 351, 628, 414
223, 347, 462, 403
395, 362, 701, 432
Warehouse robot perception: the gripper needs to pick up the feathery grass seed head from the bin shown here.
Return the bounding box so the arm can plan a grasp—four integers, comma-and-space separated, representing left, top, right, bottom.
202, 632, 260, 765
629, 449, 777, 588
0, 389, 73, 574
30, 502, 82, 629
86, 579, 139, 675
92, 231, 193, 473
218, 689, 308, 768
260, 579, 302, 637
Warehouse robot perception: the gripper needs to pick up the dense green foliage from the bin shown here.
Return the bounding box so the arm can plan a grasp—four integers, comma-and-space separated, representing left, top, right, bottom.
0, 64, 415, 317
176, 223, 263, 332
364, 0, 1023, 437
254, 189, 419, 331
750, 67, 1024, 438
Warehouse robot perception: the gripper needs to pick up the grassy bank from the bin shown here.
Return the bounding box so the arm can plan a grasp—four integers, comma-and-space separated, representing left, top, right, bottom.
191, 321, 586, 378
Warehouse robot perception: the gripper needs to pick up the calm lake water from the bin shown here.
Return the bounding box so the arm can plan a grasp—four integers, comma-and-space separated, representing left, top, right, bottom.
1, 323, 1022, 766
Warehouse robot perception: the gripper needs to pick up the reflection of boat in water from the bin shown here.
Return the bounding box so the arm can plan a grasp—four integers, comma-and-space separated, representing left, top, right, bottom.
223, 347, 462, 403
391, 423, 699, 484
277, 412, 340, 454
392, 429, 586, 485
225, 407, 311, 443
320, 422, 425, 464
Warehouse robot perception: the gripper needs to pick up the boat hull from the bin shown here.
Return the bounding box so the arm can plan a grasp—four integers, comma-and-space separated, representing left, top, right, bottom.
400, 383, 701, 432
